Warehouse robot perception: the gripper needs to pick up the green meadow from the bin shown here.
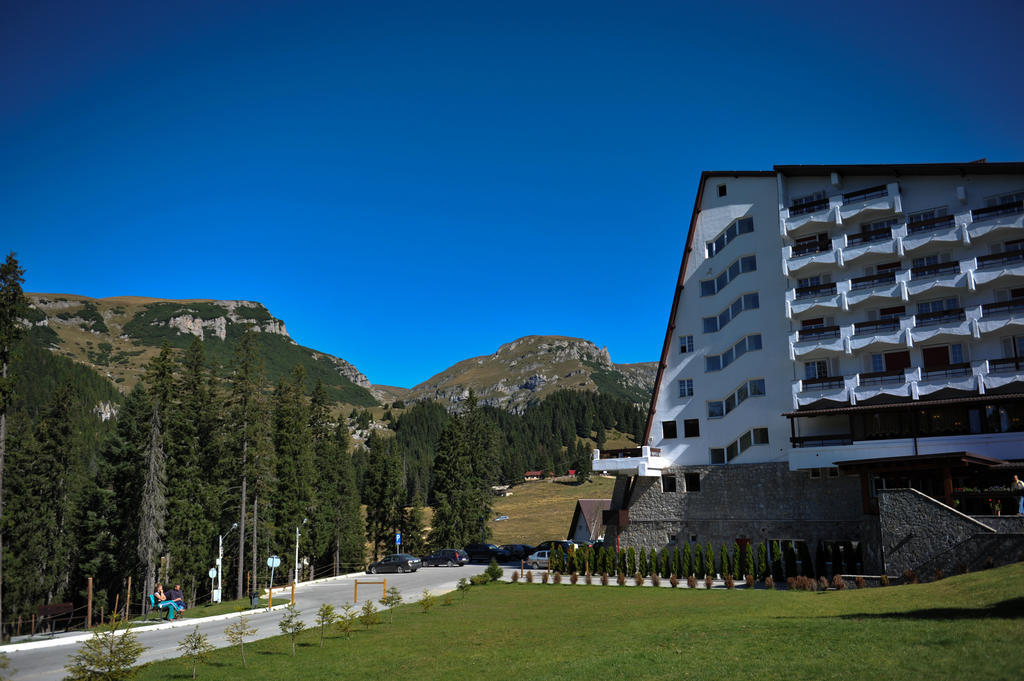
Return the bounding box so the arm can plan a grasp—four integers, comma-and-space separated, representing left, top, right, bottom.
137, 562, 1024, 681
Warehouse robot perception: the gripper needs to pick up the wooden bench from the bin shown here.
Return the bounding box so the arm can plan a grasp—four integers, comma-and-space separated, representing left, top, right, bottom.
36, 602, 74, 633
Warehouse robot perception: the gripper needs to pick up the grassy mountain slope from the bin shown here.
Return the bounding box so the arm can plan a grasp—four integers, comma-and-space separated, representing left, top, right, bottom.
24, 293, 377, 406
403, 335, 656, 412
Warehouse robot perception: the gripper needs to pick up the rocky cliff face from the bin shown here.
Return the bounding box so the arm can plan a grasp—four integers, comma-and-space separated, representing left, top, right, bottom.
401, 335, 656, 413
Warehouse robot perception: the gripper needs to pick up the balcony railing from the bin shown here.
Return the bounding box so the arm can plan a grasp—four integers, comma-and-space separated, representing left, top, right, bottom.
920, 362, 972, 380
972, 200, 1024, 222
915, 308, 965, 327
598, 447, 660, 460
989, 357, 1024, 374
850, 271, 896, 291
976, 250, 1024, 270
792, 239, 832, 257
801, 375, 845, 391
858, 370, 905, 387
843, 185, 888, 204
981, 299, 1024, 317
789, 197, 829, 216
907, 214, 955, 234
794, 282, 837, 300
847, 227, 892, 245
798, 325, 840, 342
791, 434, 853, 448
911, 261, 960, 279
853, 318, 901, 335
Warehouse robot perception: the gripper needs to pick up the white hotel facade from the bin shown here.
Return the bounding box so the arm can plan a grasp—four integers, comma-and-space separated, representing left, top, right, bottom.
594, 162, 1024, 573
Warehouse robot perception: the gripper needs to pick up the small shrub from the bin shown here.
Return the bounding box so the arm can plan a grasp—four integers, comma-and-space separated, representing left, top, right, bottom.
485, 559, 504, 582
984, 557, 995, 570
724, 575, 734, 590
525, 571, 533, 583
704, 575, 713, 590
570, 572, 579, 585
818, 576, 829, 591
418, 589, 436, 613
765, 575, 774, 590
880, 574, 889, 587
855, 576, 866, 589
933, 568, 943, 581
457, 578, 471, 599
616, 573, 626, 586
789, 575, 816, 591
469, 574, 489, 586
442, 593, 453, 606
832, 574, 847, 590
669, 575, 679, 588
600, 573, 609, 586
902, 569, 919, 584
553, 572, 562, 585
359, 601, 379, 629
651, 573, 661, 587
959, 563, 969, 575
541, 572, 549, 584
585, 573, 593, 585
511, 570, 519, 583
744, 574, 754, 588
787, 577, 796, 590
634, 573, 644, 587
687, 575, 697, 589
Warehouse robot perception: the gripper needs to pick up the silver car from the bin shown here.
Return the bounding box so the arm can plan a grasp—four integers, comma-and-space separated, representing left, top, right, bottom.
525, 549, 549, 570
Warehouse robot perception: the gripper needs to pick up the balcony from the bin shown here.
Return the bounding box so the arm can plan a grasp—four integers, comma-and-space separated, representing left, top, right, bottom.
912, 308, 972, 344
972, 250, 1024, 287
916, 308, 966, 327
787, 238, 837, 274
794, 282, 837, 300
967, 200, 1024, 240
592, 446, 670, 477
847, 226, 892, 246
837, 182, 902, 223
850, 272, 896, 291
801, 375, 846, 391
903, 216, 960, 253
978, 299, 1024, 336
791, 434, 853, 448
790, 197, 830, 217
857, 370, 905, 388
907, 261, 965, 296
849, 317, 908, 352
989, 357, 1024, 374
921, 362, 972, 380
798, 325, 840, 342
854, 318, 900, 334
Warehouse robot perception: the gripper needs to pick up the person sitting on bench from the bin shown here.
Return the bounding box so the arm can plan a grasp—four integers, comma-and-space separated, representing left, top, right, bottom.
166, 583, 186, 611
149, 583, 181, 619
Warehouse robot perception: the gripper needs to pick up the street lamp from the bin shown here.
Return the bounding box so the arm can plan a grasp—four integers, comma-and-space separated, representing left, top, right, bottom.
214, 522, 238, 603
294, 518, 307, 584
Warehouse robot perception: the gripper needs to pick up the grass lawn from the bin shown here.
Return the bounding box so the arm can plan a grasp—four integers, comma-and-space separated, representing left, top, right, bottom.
137, 562, 1024, 681
489, 476, 616, 545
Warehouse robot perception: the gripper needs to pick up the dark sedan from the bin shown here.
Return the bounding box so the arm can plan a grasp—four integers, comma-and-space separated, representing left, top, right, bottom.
367, 553, 422, 574
421, 549, 470, 567
464, 543, 510, 563
500, 544, 535, 561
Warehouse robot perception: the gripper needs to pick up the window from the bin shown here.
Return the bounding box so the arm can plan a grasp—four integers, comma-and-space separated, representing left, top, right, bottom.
709, 379, 766, 417
705, 334, 763, 372
986, 190, 1024, 206
718, 184, 727, 197
679, 335, 694, 353
917, 297, 959, 315
706, 217, 754, 258
804, 360, 829, 379
661, 475, 677, 493
684, 473, 701, 492
708, 401, 725, 418
683, 419, 700, 437
700, 255, 757, 296
678, 379, 694, 398
662, 420, 678, 439
710, 426, 770, 464
703, 292, 759, 333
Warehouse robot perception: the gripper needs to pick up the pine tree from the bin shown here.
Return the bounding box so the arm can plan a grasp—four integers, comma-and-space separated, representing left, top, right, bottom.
661, 546, 671, 579
682, 542, 691, 577
720, 543, 731, 578
705, 542, 715, 579
332, 422, 365, 572
363, 433, 402, 560
672, 545, 682, 578
273, 367, 315, 568
638, 547, 648, 577
308, 380, 341, 567
138, 400, 166, 611
757, 542, 768, 580
428, 418, 471, 549
400, 494, 428, 557
694, 543, 703, 578
0, 252, 27, 633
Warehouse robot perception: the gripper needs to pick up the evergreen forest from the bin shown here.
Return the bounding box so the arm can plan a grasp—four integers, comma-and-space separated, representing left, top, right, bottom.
0, 255, 646, 635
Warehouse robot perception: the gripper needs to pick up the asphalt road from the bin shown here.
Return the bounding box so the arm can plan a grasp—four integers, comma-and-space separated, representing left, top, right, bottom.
5, 563, 497, 681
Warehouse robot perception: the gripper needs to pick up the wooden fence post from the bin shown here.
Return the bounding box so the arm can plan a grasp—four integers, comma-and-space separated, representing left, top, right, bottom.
87, 577, 93, 629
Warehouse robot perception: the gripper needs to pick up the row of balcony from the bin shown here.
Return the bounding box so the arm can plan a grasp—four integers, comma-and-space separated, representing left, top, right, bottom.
784, 210, 1024, 275
785, 255, 1024, 318
791, 358, 1024, 409
788, 300, 1024, 359
782, 180, 1023, 239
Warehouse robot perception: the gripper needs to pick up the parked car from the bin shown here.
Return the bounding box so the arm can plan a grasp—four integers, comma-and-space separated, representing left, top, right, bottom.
499, 544, 535, 561
525, 549, 550, 570
464, 543, 510, 563
421, 548, 470, 567
532, 540, 576, 555
367, 553, 422, 574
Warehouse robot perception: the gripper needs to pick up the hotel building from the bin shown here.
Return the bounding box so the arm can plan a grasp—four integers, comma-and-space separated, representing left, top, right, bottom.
594, 162, 1024, 575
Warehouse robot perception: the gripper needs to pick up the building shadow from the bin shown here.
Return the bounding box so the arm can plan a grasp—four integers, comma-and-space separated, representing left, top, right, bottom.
838, 596, 1024, 621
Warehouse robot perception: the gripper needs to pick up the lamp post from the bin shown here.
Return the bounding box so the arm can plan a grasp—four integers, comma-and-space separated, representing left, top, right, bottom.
215, 523, 238, 603
294, 518, 307, 583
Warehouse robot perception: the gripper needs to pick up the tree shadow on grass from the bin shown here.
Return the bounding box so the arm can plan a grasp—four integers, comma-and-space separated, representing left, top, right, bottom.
838, 597, 1024, 621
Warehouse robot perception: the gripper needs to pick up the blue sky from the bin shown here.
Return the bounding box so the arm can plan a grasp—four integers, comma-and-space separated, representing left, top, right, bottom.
3, 0, 1023, 388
